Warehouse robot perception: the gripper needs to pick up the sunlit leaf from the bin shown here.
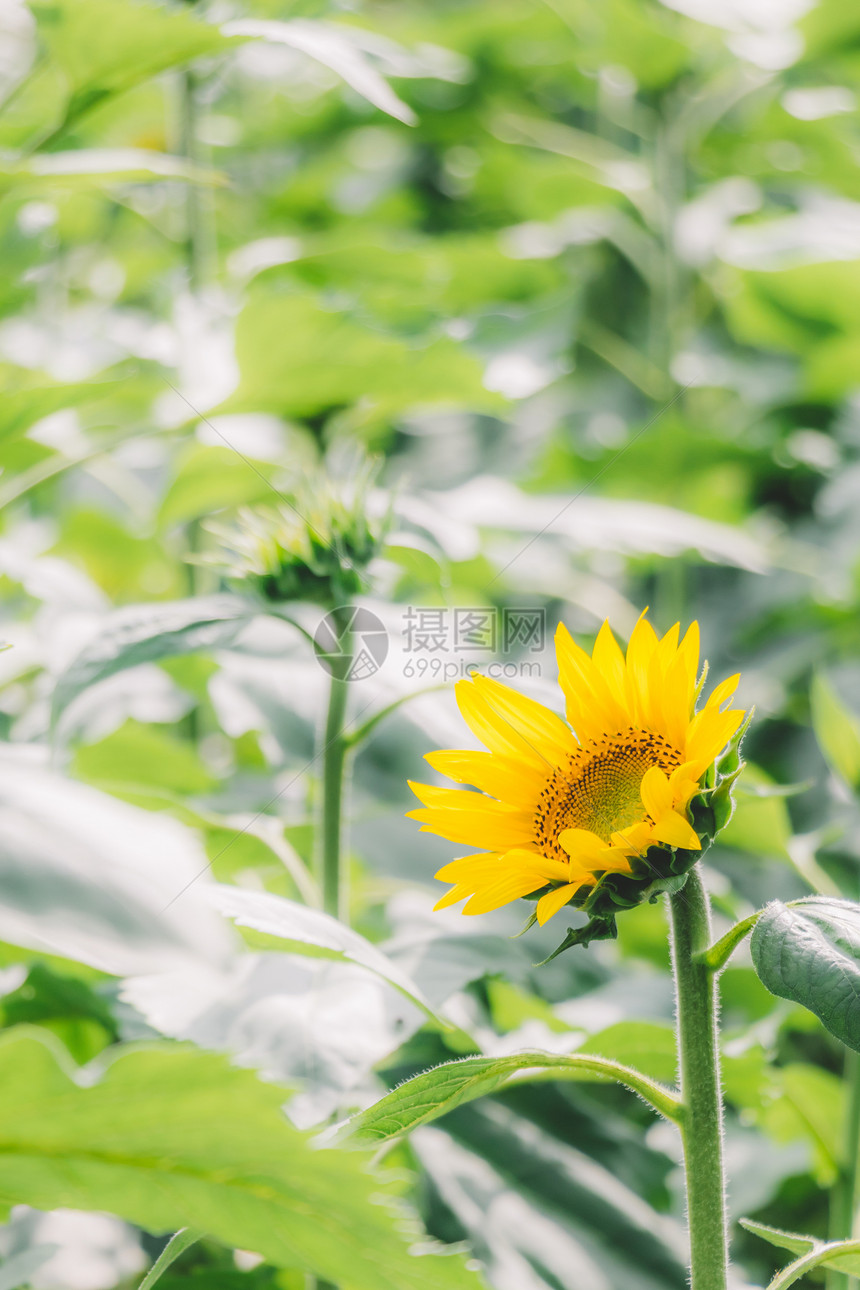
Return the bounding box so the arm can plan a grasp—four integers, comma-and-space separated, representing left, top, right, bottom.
345, 1049, 681, 1144
0, 1030, 485, 1290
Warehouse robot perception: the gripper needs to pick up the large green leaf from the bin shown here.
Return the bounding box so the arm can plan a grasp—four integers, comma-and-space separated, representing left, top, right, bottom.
0, 1029, 485, 1290
751, 897, 860, 1051
345, 1049, 681, 1144
211, 884, 446, 1025
51, 596, 255, 729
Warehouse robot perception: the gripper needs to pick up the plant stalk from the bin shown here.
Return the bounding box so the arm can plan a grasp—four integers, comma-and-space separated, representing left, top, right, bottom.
670, 865, 730, 1290
317, 655, 350, 921
827, 1048, 860, 1290
310, 621, 352, 1290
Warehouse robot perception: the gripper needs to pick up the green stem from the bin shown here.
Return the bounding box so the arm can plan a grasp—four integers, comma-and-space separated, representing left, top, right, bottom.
317, 660, 350, 920
827, 1049, 860, 1290
312, 627, 352, 1290
670, 866, 730, 1290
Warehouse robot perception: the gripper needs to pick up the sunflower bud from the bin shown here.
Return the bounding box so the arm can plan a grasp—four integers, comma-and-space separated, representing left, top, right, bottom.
199, 461, 388, 608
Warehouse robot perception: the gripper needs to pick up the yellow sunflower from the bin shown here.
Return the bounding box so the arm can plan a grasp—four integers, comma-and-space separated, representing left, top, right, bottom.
408, 613, 745, 927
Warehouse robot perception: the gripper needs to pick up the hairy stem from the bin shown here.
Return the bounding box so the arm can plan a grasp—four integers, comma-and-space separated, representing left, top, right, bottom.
670, 866, 730, 1290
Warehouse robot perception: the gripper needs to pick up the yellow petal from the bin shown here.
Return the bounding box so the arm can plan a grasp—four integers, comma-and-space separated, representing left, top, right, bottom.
434, 884, 471, 911
425, 749, 547, 805
677, 620, 700, 686
592, 620, 628, 710
685, 707, 744, 768
463, 874, 548, 915
555, 623, 630, 739
455, 679, 546, 768
435, 852, 501, 883
502, 848, 575, 883
408, 785, 535, 850
470, 674, 578, 769
536, 882, 581, 925
557, 827, 610, 862
640, 765, 673, 820
611, 821, 652, 852
705, 673, 740, 711
558, 828, 634, 875
650, 810, 700, 850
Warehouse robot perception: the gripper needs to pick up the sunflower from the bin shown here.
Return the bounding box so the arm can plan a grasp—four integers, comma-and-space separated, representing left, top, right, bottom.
408, 613, 745, 928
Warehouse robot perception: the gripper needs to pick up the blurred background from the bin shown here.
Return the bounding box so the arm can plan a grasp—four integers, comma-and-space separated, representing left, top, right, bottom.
1, 0, 860, 1286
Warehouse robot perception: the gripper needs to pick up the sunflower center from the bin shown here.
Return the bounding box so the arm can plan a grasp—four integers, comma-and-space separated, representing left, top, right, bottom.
534, 729, 683, 860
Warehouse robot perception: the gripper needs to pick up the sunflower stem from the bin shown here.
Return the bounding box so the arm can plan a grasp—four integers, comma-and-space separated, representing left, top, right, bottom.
311, 620, 352, 1290
316, 614, 351, 920
669, 865, 730, 1290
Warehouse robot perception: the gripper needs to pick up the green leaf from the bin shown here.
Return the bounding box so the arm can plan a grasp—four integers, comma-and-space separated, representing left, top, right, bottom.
223, 19, 417, 125
0, 1029, 485, 1290
0, 962, 118, 1064
811, 673, 860, 792
741, 1220, 860, 1279
751, 897, 860, 1051
761, 1063, 844, 1185
157, 444, 281, 531
217, 290, 501, 424
0, 367, 121, 445
73, 719, 218, 795
51, 595, 254, 729
344, 1049, 681, 1144
211, 884, 447, 1025
700, 913, 760, 973
740, 1219, 815, 1259
138, 1229, 201, 1290
31, 0, 233, 132
576, 1021, 678, 1086
719, 764, 793, 859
